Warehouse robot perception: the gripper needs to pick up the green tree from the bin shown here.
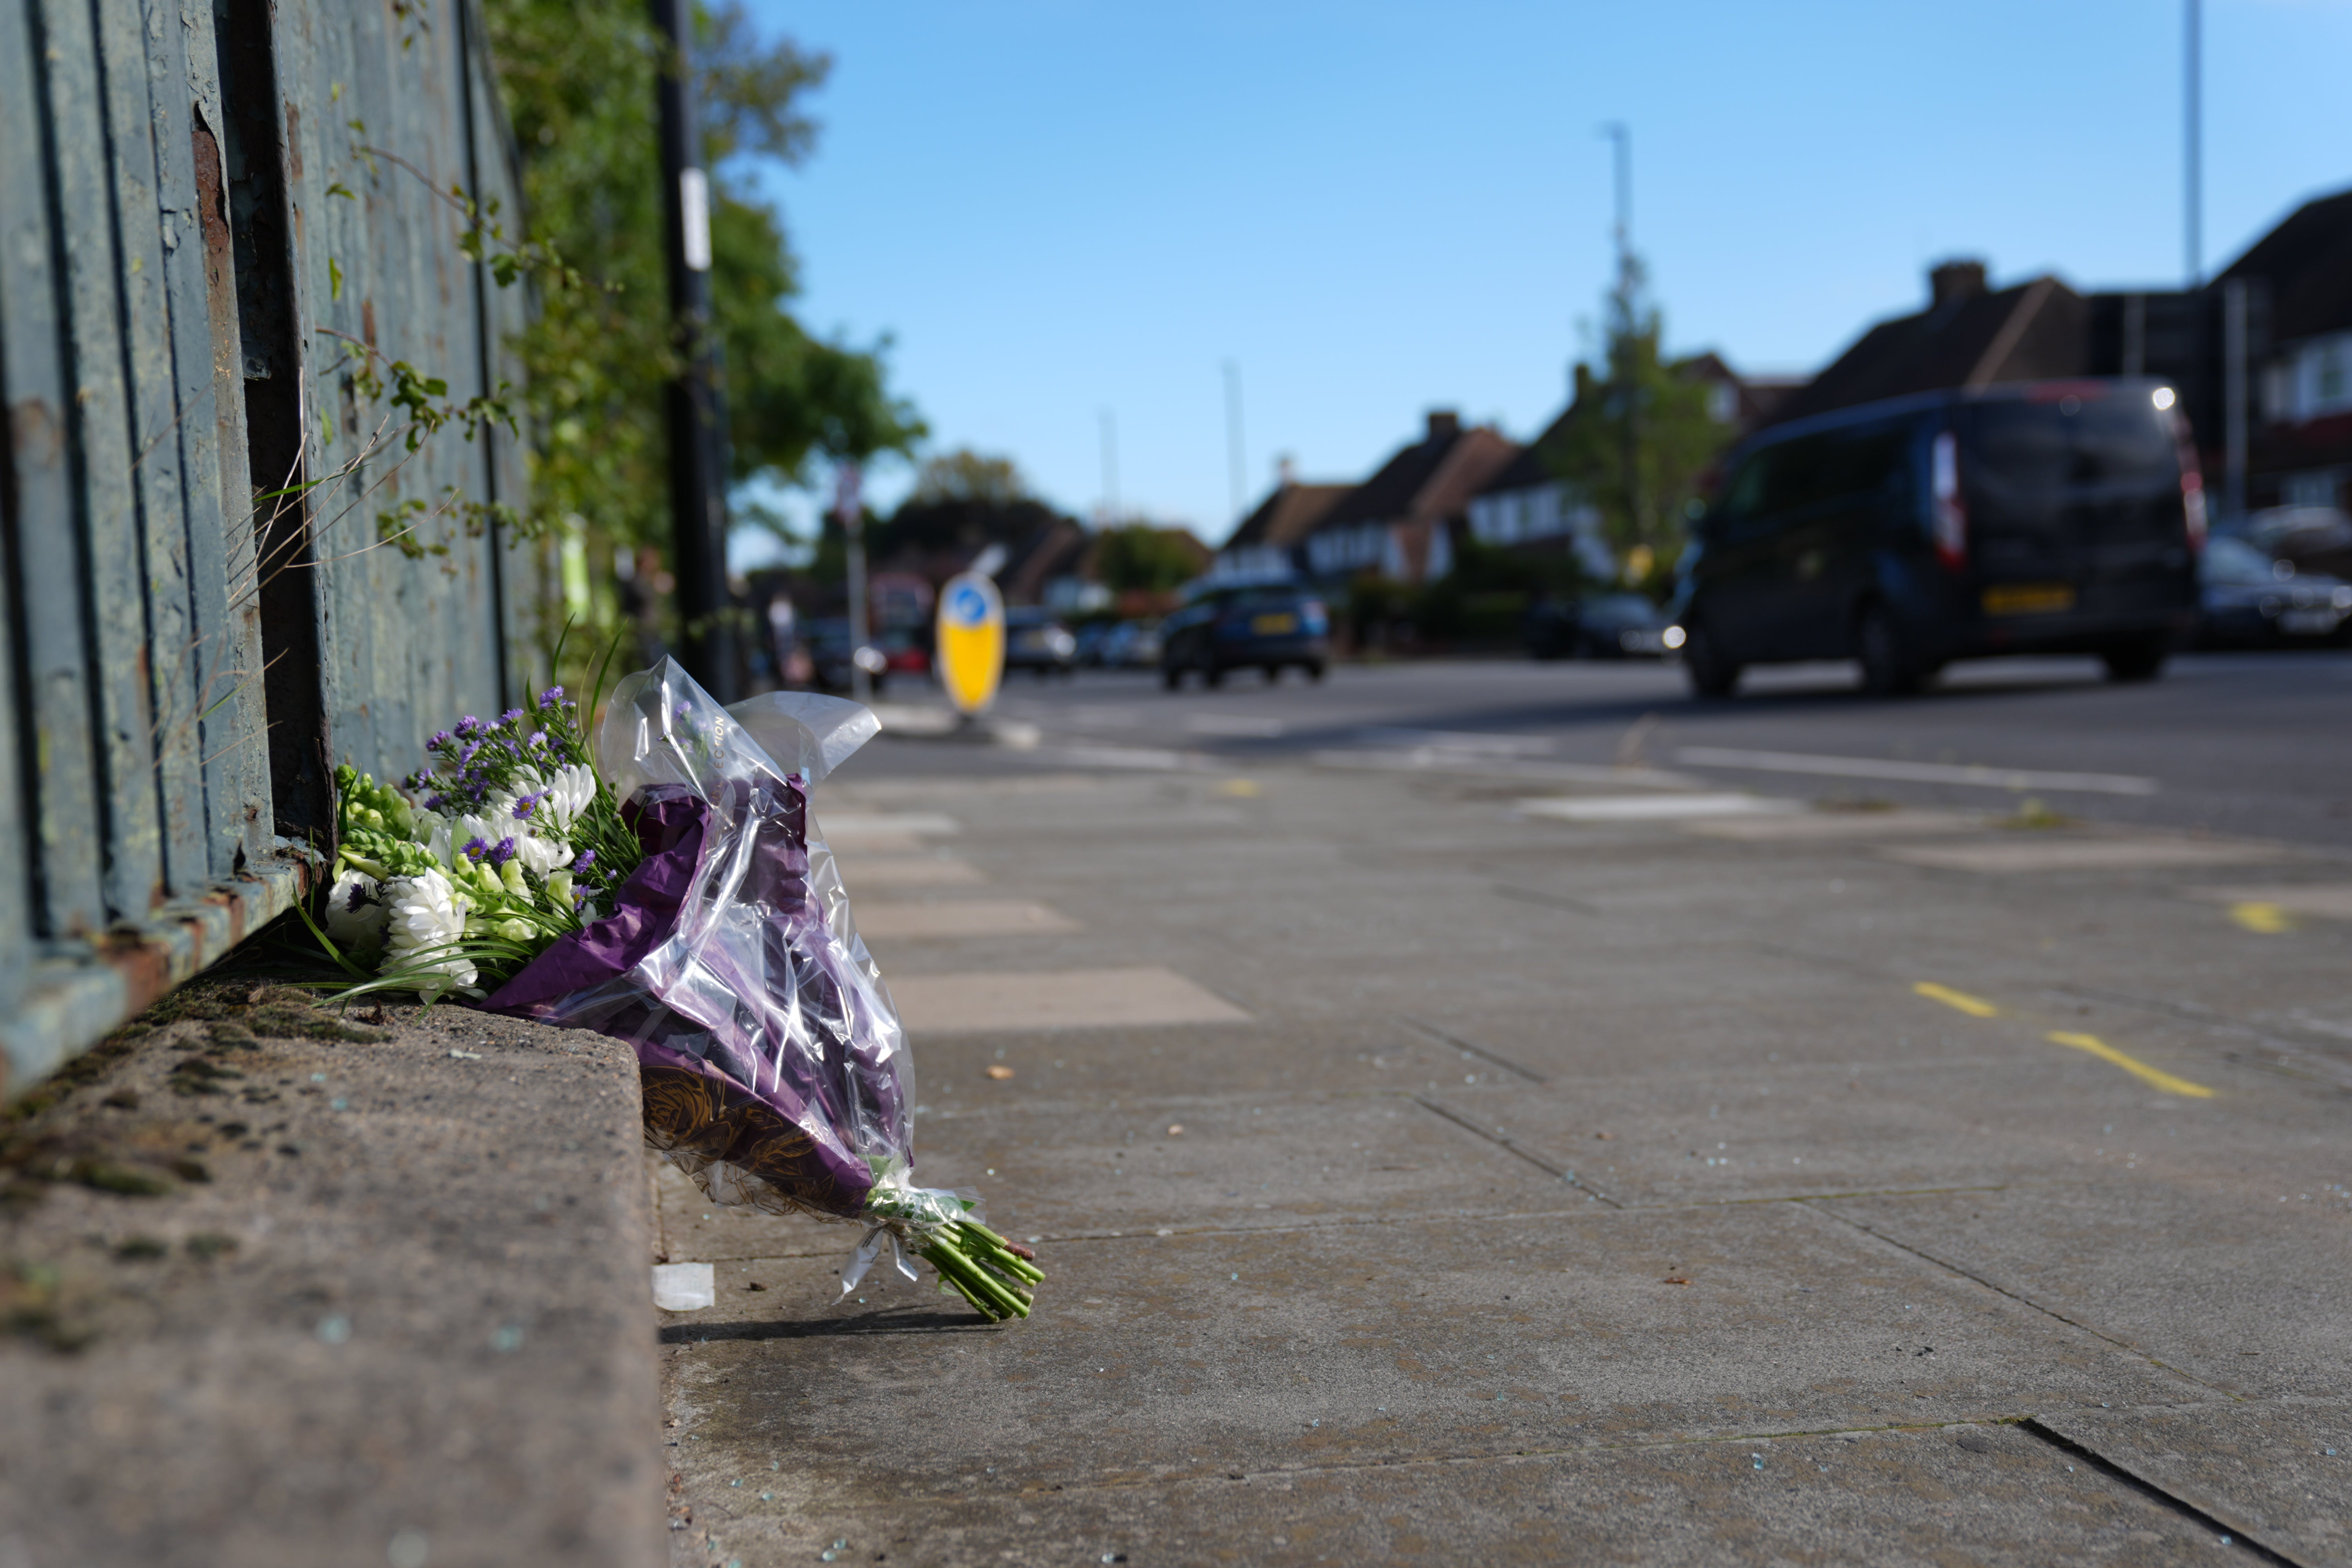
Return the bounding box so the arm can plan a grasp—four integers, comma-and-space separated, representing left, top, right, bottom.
871, 448, 1062, 565
910, 449, 1029, 508
1551, 252, 1723, 588
480, 0, 922, 641
1094, 525, 1205, 594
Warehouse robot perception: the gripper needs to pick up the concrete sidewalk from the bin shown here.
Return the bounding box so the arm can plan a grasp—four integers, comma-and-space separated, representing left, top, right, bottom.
0, 983, 665, 1568
656, 763, 2351, 1566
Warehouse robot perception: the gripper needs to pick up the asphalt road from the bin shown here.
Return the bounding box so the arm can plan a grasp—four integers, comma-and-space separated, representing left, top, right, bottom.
924, 648, 2352, 848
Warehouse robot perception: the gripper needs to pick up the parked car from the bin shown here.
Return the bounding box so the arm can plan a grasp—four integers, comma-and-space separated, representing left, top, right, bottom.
2241, 506, 2352, 581
1094, 619, 1163, 669
1159, 585, 1329, 689
1004, 607, 1078, 677
1671, 378, 2202, 697
2196, 533, 2352, 648
1073, 621, 1121, 668
805, 617, 892, 694
1527, 592, 1673, 660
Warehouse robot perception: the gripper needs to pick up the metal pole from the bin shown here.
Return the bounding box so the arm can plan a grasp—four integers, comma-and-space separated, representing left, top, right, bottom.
1601, 122, 1639, 570
1223, 361, 1246, 525
837, 463, 870, 706
1099, 407, 1119, 521
651, 0, 735, 701
2223, 277, 2247, 521
2184, 0, 2201, 290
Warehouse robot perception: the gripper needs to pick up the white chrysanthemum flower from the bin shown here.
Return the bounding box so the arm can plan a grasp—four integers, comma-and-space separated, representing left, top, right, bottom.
384, 868, 477, 996
324, 869, 388, 954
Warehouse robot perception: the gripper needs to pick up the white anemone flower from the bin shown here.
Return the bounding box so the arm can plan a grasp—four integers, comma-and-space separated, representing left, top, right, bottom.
383, 868, 477, 996
512, 829, 574, 879
506, 763, 597, 837
324, 869, 389, 955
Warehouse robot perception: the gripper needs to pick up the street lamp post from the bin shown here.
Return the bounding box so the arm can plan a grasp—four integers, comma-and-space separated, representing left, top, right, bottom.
650, 0, 735, 701
837, 463, 871, 706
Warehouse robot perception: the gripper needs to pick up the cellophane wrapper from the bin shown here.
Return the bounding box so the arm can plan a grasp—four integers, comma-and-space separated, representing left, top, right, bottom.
483, 659, 921, 1227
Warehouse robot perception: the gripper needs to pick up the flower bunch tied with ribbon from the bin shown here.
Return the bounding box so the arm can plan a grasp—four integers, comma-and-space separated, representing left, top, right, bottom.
302, 658, 1042, 1324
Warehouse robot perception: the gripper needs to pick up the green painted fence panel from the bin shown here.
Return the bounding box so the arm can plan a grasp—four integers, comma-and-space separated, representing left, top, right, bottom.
0, 0, 544, 1097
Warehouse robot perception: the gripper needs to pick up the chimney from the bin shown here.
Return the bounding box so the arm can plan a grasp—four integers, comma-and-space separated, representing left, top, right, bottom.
1929, 259, 1989, 310
1425, 409, 1461, 443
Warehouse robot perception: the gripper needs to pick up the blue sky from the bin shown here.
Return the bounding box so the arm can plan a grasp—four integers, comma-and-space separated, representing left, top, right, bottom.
729, 0, 2352, 561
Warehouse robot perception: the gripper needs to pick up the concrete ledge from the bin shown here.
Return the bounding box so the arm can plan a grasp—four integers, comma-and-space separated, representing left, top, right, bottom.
0, 982, 663, 1568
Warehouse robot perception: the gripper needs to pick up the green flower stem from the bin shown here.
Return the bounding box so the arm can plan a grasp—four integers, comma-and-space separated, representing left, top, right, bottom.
956, 1224, 1043, 1285
920, 1238, 1029, 1321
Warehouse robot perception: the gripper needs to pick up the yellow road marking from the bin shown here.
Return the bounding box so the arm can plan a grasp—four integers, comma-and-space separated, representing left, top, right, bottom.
2228, 901, 2294, 934
1913, 981, 1999, 1018
2045, 1031, 2215, 1098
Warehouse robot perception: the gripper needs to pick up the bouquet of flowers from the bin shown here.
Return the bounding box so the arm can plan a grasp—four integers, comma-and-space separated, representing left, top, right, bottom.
308, 657, 1041, 1321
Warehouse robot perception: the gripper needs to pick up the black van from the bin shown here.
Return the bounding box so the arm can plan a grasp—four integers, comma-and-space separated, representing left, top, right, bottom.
1671, 379, 2204, 696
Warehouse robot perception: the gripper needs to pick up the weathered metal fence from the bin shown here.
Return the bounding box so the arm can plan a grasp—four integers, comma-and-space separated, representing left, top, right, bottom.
1, 0, 543, 1094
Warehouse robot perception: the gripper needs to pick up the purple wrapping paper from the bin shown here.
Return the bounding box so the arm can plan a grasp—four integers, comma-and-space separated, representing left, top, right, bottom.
479, 669, 912, 1221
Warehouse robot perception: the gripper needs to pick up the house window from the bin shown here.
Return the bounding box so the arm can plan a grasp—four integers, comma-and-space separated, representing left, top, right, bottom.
2318, 338, 2348, 411
1708, 383, 1737, 424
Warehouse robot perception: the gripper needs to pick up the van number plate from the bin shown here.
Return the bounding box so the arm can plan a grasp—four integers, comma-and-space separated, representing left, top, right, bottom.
1252, 613, 1298, 635
1982, 583, 2075, 617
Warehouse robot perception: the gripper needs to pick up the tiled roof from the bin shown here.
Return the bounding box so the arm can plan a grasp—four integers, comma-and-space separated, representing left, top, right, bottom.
1766, 274, 2091, 427
1222, 483, 1352, 552
2218, 185, 2352, 343
1315, 417, 1519, 533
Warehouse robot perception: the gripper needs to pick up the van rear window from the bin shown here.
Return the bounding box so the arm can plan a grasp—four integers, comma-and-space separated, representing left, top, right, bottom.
1960, 398, 2175, 492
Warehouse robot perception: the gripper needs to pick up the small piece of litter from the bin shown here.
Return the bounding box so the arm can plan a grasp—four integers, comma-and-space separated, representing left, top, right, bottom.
985, 1064, 1014, 1080
447, 1049, 482, 1060
1155, 1228, 1174, 1237
1167, 1125, 1183, 1136
316, 1314, 352, 1345
330, 1097, 348, 1111
1230, 1273, 1238, 1282
652, 1262, 715, 1312
309, 1073, 327, 1083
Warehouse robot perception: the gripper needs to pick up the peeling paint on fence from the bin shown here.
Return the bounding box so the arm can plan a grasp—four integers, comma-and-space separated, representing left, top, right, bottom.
0, 0, 543, 1094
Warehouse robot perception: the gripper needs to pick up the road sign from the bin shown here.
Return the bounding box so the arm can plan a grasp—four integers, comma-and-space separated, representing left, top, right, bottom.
936, 572, 1004, 715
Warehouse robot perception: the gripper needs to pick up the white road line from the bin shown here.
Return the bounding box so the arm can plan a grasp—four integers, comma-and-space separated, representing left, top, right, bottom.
1186, 713, 1289, 737
1357, 726, 1555, 755
1518, 793, 1800, 821
1673, 746, 2159, 797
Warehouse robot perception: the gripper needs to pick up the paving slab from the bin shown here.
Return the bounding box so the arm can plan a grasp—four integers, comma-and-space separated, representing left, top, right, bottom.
1816, 1186, 2352, 1404
666, 1420, 2248, 1568
2033, 1399, 2352, 1565
889, 968, 1252, 1034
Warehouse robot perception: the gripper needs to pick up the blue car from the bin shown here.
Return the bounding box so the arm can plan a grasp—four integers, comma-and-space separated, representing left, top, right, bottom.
1159, 585, 1330, 689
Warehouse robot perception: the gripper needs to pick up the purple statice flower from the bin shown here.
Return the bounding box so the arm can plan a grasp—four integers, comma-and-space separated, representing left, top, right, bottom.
343, 878, 377, 913
538, 685, 564, 707
488, 837, 518, 868
425, 793, 449, 814
573, 849, 596, 875
500, 708, 524, 726
463, 836, 490, 863
429, 730, 452, 747
527, 731, 548, 749
455, 715, 483, 736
